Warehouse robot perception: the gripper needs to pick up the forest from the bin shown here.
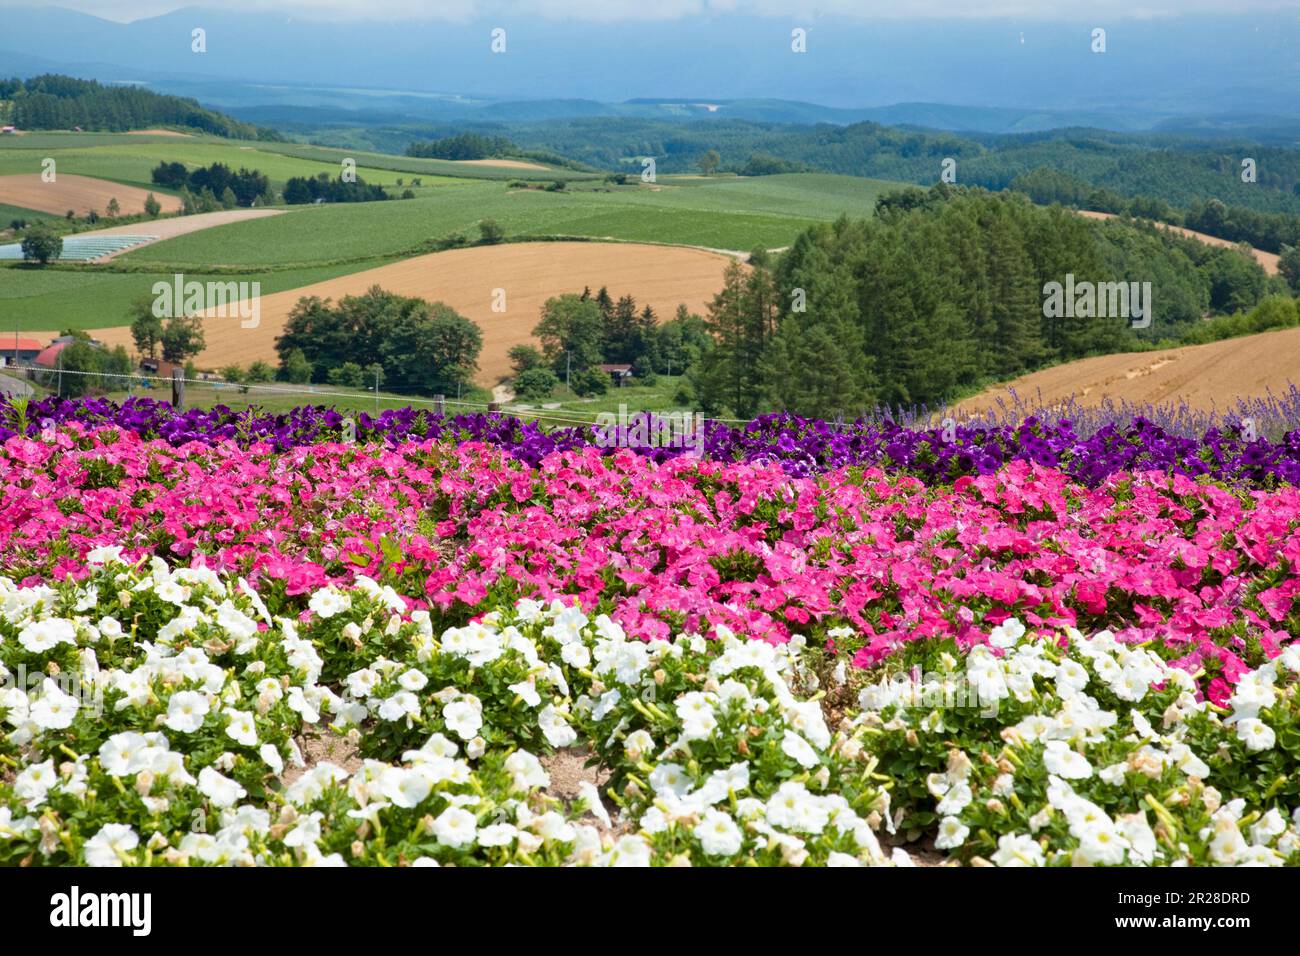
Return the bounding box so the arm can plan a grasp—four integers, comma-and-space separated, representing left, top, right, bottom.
0, 75, 279, 139
681, 186, 1289, 418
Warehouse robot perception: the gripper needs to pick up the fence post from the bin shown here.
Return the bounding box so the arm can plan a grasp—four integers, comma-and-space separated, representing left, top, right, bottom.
171, 368, 185, 410
434, 394, 445, 417
488, 402, 500, 413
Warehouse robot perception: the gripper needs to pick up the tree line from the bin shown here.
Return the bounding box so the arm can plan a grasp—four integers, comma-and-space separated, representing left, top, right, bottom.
682, 186, 1286, 418
274, 287, 482, 394
152, 161, 272, 208
283, 172, 396, 205
507, 287, 713, 400
457, 115, 1300, 221
0, 75, 279, 140
1011, 167, 1300, 256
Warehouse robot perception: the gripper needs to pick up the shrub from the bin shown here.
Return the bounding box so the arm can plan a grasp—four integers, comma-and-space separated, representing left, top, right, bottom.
513, 367, 560, 401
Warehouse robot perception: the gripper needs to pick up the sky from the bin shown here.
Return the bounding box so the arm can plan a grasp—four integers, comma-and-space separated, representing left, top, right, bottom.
14, 0, 1300, 23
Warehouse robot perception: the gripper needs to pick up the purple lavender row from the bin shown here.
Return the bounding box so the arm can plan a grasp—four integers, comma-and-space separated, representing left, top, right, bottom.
3, 393, 1299, 487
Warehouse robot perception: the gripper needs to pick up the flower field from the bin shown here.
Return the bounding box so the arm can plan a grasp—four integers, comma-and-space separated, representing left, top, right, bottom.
2, 397, 1299, 867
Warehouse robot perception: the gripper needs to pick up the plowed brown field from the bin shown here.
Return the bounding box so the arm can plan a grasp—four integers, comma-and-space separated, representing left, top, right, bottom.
0, 173, 183, 217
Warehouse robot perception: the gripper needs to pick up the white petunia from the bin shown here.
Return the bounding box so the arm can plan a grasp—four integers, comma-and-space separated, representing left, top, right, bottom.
780, 729, 820, 769
1042, 741, 1093, 779
374, 690, 417, 722
432, 807, 478, 848
477, 823, 518, 847
991, 833, 1045, 867
224, 709, 258, 747
988, 618, 1025, 649
381, 767, 433, 809
504, 750, 549, 792
1235, 718, 1276, 752
509, 680, 542, 708
538, 704, 577, 747
29, 679, 79, 730
694, 809, 743, 857
198, 766, 246, 809
308, 588, 351, 619
397, 669, 428, 692
442, 699, 483, 740
82, 824, 138, 866
934, 815, 970, 850
935, 782, 973, 816
258, 743, 284, 775
163, 691, 210, 733
18, 619, 77, 653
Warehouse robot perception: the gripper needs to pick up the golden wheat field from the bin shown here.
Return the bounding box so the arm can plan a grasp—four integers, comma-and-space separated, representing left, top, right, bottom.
76, 241, 737, 383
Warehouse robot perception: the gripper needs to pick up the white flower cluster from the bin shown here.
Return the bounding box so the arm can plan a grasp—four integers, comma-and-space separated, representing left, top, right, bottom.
856, 621, 1300, 867
4, 563, 1298, 868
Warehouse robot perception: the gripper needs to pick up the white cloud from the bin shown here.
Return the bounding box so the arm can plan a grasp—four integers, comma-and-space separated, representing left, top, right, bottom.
22, 0, 1300, 23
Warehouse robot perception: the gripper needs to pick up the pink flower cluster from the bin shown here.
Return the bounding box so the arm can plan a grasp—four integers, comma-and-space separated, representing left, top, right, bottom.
3, 426, 1298, 701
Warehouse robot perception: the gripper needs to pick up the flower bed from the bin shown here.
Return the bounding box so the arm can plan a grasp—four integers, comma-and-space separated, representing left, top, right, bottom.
5, 395, 1300, 486
2, 562, 1297, 866
3, 427, 1298, 704
2, 410, 1298, 866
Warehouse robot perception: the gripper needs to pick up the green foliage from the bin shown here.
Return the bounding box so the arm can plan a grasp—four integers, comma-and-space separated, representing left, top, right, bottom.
6, 74, 278, 139
276, 286, 482, 395
19, 226, 61, 264
160, 314, 206, 364
694, 260, 778, 418
570, 366, 609, 397
283, 171, 389, 205
327, 361, 367, 389
631, 354, 657, 385
533, 294, 606, 378
406, 133, 519, 161
1177, 295, 1300, 346
128, 297, 163, 360
478, 218, 505, 244
279, 347, 312, 384
513, 366, 560, 401
508, 344, 544, 375
46, 340, 131, 397
1281, 246, 1300, 294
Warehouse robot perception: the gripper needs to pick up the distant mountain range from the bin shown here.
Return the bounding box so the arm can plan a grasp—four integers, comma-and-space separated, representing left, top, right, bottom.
1, 5, 1299, 137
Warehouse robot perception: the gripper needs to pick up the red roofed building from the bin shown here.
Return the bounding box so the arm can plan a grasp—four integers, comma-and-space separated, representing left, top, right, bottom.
4, 337, 45, 363
599, 363, 634, 386
34, 341, 70, 368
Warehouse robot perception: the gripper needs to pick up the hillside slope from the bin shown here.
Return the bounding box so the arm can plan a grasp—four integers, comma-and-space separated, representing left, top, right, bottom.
957, 326, 1300, 415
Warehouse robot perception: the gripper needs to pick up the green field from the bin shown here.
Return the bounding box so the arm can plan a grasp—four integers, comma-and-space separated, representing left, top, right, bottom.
0, 261, 399, 331
0, 202, 55, 224
0, 136, 481, 197
115, 173, 897, 268
0, 132, 904, 334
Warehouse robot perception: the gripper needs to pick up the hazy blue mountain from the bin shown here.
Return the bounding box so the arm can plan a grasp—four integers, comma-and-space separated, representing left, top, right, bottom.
1, 6, 1297, 122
